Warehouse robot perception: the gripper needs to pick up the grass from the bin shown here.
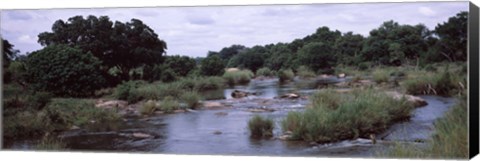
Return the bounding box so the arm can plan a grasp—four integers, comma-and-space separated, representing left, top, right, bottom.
256, 67, 274, 77
223, 69, 254, 86
372, 68, 390, 84
35, 136, 67, 151
402, 68, 464, 96
248, 115, 274, 138
159, 96, 180, 113
297, 66, 316, 79
113, 76, 225, 103
140, 100, 158, 115
180, 91, 201, 109
383, 93, 468, 159
278, 69, 295, 83
281, 89, 414, 143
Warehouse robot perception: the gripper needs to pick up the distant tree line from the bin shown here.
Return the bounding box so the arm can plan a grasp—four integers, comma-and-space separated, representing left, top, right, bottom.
1, 11, 468, 97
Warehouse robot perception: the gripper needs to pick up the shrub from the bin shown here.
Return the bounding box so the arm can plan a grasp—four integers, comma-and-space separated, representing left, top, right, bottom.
223, 70, 254, 86
256, 67, 274, 77
113, 80, 146, 103
140, 100, 158, 115
200, 55, 225, 76
248, 115, 274, 138
180, 91, 201, 109
282, 89, 414, 143
25, 44, 105, 97
403, 69, 462, 96
35, 137, 67, 150
278, 69, 295, 83
26, 92, 53, 110
159, 96, 180, 113
297, 66, 316, 79
372, 69, 390, 83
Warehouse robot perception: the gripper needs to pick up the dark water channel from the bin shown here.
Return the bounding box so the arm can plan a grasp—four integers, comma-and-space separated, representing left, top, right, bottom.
6, 78, 457, 157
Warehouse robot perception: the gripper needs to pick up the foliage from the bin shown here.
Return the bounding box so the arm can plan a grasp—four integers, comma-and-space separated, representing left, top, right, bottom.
255, 67, 274, 77
278, 69, 295, 83
200, 55, 225, 76
180, 91, 201, 109
265, 43, 295, 71
223, 69, 254, 86
112, 80, 146, 103
402, 67, 464, 96
282, 89, 413, 143
2, 38, 19, 67
297, 42, 336, 73
433, 11, 468, 62
140, 100, 158, 115
35, 137, 67, 150
227, 46, 267, 72
159, 96, 180, 113
164, 55, 197, 77
248, 115, 274, 138
372, 68, 390, 84
296, 66, 316, 79
334, 32, 365, 65
25, 45, 105, 97
38, 15, 167, 82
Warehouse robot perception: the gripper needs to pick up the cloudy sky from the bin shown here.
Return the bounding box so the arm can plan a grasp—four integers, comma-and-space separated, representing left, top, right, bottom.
0, 1, 468, 57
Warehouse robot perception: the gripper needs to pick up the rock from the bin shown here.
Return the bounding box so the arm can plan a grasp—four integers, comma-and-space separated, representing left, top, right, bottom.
213, 131, 222, 135
385, 91, 428, 107
185, 109, 198, 113
70, 125, 80, 130
132, 132, 152, 138
247, 108, 275, 112
231, 90, 251, 98
278, 93, 300, 99
95, 100, 128, 109
338, 73, 346, 78
174, 109, 186, 113
226, 68, 240, 72
278, 135, 291, 141
89, 120, 96, 124
214, 112, 228, 116
202, 102, 224, 109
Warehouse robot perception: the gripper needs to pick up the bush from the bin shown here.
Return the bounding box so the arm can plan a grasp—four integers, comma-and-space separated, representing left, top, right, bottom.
255, 67, 274, 77
140, 100, 158, 115
248, 115, 274, 138
372, 69, 390, 83
35, 137, 66, 150
278, 69, 295, 83
113, 80, 146, 103
26, 92, 53, 110
223, 70, 254, 86
403, 69, 463, 96
25, 44, 105, 97
282, 89, 413, 143
159, 96, 180, 113
200, 55, 225, 76
297, 66, 316, 79
180, 91, 201, 109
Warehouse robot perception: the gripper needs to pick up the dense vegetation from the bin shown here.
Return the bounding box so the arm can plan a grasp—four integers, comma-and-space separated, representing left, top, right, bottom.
1, 11, 469, 153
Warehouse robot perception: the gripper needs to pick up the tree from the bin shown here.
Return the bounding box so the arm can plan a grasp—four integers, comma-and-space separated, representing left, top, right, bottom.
296, 42, 336, 73
37, 15, 167, 83
265, 43, 294, 71
200, 55, 225, 76
164, 55, 196, 77
25, 45, 105, 97
334, 32, 365, 65
215, 44, 247, 64
434, 11, 468, 62
2, 39, 19, 68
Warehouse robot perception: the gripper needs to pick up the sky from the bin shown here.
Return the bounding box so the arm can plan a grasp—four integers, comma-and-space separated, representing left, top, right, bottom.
0, 1, 469, 58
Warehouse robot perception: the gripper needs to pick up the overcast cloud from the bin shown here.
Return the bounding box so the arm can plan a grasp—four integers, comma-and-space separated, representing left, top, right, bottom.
0, 2, 468, 57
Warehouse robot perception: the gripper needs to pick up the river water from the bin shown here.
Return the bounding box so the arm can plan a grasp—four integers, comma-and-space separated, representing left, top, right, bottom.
5, 78, 457, 157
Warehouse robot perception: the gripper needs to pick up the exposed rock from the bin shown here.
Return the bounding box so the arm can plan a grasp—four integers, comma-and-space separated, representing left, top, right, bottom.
132, 132, 152, 138
201, 102, 226, 109
278, 134, 292, 141
174, 109, 186, 113
226, 68, 239, 72
385, 91, 428, 107
95, 100, 128, 109
338, 73, 346, 78
70, 125, 80, 130
231, 90, 257, 98
213, 131, 222, 135
277, 93, 300, 99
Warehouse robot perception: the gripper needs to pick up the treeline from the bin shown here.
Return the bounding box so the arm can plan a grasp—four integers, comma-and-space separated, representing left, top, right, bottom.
208, 11, 467, 74
1, 11, 467, 97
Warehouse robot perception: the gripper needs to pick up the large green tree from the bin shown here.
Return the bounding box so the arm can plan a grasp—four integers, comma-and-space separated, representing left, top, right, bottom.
26, 45, 105, 97
434, 11, 468, 62
227, 45, 267, 72
37, 15, 167, 83
334, 32, 365, 65
164, 55, 197, 77
296, 42, 336, 73
200, 55, 225, 76
2, 38, 19, 68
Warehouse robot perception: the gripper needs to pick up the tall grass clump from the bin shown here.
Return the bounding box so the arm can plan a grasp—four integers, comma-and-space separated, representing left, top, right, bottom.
297, 66, 316, 79
35, 136, 67, 150
112, 80, 146, 103
384, 93, 468, 159
278, 69, 295, 83
403, 68, 464, 96
256, 67, 274, 77
282, 89, 414, 143
372, 68, 390, 84
159, 96, 180, 113
180, 91, 201, 109
223, 69, 254, 86
140, 100, 158, 115
248, 115, 274, 138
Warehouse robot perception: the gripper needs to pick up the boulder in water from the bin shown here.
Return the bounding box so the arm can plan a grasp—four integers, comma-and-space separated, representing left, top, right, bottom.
385, 91, 428, 107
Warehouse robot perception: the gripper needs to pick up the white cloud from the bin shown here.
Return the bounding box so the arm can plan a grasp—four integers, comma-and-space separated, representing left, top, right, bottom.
418, 6, 436, 16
